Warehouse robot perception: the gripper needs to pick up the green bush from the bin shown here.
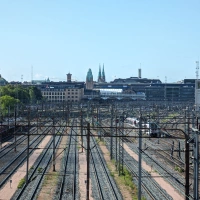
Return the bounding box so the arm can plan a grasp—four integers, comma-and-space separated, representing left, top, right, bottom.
37, 167, 43, 173
17, 178, 25, 189
175, 166, 184, 173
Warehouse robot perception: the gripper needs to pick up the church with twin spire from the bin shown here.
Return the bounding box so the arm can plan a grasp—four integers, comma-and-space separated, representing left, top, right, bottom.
86, 64, 106, 89
97, 64, 106, 83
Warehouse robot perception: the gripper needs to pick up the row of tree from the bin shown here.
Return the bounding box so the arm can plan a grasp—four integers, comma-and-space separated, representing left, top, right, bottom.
0, 85, 43, 115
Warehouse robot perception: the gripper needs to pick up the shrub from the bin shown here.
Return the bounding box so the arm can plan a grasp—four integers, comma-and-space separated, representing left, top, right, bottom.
17, 178, 25, 189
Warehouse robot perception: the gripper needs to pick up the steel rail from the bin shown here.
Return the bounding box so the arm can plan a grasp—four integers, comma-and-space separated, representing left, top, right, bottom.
58, 119, 78, 200
106, 137, 172, 200
0, 126, 52, 188
15, 124, 65, 200
90, 133, 122, 200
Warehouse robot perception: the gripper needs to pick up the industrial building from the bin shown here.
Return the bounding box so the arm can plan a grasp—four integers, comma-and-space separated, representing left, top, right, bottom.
0, 66, 196, 103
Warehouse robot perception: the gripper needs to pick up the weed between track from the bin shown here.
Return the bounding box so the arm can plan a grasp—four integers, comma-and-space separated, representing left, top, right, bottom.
98, 140, 146, 200
42, 172, 59, 187
17, 178, 25, 189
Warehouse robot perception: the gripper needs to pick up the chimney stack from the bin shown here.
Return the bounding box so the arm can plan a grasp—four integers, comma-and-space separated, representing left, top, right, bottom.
138, 68, 141, 78
67, 73, 72, 82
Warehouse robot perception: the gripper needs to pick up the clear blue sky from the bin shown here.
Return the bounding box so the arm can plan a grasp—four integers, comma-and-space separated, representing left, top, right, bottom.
0, 0, 200, 83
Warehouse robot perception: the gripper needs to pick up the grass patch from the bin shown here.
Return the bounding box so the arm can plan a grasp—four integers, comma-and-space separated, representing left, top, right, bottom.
95, 138, 101, 143
175, 165, 184, 173
43, 172, 59, 186
37, 167, 43, 173
17, 178, 25, 189
98, 140, 145, 200
107, 161, 141, 200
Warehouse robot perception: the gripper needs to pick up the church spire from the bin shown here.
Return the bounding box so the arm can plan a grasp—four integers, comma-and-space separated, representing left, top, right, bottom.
102, 63, 105, 82
98, 64, 101, 82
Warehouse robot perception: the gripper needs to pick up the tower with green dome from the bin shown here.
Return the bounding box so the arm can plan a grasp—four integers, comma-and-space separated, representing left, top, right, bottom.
86, 68, 94, 89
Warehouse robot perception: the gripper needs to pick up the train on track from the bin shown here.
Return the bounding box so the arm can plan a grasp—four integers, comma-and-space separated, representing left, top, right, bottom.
125, 117, 171, 137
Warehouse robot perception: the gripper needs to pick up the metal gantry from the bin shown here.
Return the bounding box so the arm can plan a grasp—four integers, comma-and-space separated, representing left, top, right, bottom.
0, 101, 199, 200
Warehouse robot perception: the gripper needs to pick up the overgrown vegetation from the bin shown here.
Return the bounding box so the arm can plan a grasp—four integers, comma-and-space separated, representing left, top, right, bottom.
37, 167, 43, 173
98, 140, 146, 200
175, 165, 184, 173
107, 160, 146, 200
43, 172, 59, 186
17, 178, 25, 189
160, 113, 179, 123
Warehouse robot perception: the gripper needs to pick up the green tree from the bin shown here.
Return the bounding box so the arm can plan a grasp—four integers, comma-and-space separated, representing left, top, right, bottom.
29, 88, 36, 103
0, 95, 20, 115
0, 85, 42, 105
28, 86, 42, 104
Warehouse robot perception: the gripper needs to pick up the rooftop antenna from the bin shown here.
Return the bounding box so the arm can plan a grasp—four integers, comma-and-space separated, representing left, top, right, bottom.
21, 75, 23, 83
165, 76, 167, 83
196, 61, 199, 80
31, 65, 33, 83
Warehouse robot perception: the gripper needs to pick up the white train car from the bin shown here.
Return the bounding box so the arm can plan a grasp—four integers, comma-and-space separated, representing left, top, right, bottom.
143, 122, 159, 137
125, 117, 139, 127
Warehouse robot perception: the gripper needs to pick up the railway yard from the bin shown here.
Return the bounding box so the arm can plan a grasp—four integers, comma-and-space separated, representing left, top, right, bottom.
0, 101, 199, 200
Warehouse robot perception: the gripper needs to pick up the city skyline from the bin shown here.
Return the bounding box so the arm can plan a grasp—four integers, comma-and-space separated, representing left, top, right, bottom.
0, 1, 200, 83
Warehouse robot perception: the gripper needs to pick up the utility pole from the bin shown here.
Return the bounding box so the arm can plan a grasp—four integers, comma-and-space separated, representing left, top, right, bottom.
52, 116, 56, 172
191, 117, 199, 200
26, 110, 30, 185
8, 106, 10, 130
115, 113, 118, 170
81, 108, 83, 152
14, 108, 17, 152
193, 129, 199, 200
185, 108, 190, 200
86, 123, 90, 200
138, 115, 142, 200
122, 112, 124, 174
99, 108, 101, 140
110, 105, 113, 160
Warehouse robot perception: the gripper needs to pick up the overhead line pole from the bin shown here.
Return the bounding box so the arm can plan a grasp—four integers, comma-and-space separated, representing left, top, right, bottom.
86, 123, 90, 200
138, 115, 142, 200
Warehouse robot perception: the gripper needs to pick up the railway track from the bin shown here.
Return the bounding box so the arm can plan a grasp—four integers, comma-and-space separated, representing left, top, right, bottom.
103, 135, 173, 200
124, 137, 186, 194
80, 120, 123, 200
13, 123, 65, 200
90, 134, 123, 200
0, 125, 52, 188
98, 119, 175, 199
0, 126, 38, 159
57, 119, 79, 200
